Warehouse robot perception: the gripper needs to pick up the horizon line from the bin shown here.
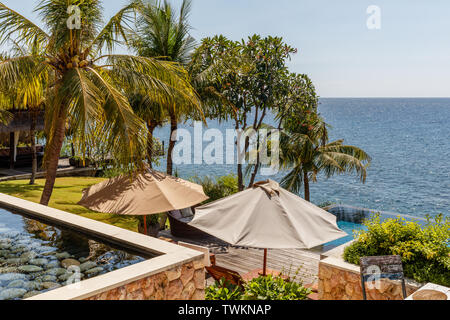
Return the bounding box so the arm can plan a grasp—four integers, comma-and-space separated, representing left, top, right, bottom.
320, 97, 450, 99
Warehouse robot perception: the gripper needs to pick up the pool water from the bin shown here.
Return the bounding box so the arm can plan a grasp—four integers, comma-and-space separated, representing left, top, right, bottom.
0, 208, 148, 300
320, 205, 428, 252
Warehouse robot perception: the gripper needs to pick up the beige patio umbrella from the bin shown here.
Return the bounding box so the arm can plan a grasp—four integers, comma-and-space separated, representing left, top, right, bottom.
189, 179, 347, 275
78, 169, 209, 235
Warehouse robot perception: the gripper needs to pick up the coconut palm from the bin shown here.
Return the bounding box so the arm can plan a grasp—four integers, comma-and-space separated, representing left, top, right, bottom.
0, 0, 199, 205
130, 0, 197, 175
128, 91, 167, 168
280, 120, 372, 202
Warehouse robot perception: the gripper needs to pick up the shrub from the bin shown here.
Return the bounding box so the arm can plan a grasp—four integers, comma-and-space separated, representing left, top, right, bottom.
343, 213, 450, 286
205, 274, 311, 301
205, 279, 243, 300
241, 274, 311, 300
190, 175, 239, 203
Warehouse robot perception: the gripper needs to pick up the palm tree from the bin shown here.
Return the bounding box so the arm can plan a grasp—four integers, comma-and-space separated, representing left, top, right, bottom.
0, 0, 199, 205
130, 0, 197, 175
280, 120, 372, 202
128, 92, 167, 167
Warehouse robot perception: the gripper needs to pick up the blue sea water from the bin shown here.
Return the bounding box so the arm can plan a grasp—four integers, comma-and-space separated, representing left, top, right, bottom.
153, 98, 450, 221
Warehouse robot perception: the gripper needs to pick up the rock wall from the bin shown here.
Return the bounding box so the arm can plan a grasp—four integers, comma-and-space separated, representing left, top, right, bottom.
85, 259, 205, 300
318, 257, 421, 300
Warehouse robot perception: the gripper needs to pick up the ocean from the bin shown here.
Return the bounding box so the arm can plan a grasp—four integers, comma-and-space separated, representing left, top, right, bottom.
153, 98, 450, 220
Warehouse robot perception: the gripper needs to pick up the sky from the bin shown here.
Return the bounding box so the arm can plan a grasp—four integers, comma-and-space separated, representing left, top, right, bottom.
2, 0, 450, 97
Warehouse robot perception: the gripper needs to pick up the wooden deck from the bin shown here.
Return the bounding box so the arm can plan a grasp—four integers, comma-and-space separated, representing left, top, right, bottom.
159, 230, 322, 286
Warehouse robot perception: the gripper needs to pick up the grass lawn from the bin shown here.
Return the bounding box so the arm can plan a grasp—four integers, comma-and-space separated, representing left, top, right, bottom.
0, 177, 140, 232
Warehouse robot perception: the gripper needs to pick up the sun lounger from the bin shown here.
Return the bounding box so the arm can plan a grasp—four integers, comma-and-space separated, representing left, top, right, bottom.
167, 209, 211, 238
205, 264, 245, 288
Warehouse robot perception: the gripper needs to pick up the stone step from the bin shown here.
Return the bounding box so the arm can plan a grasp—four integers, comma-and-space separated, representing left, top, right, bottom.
307, 292, 319, 300
304, 281, 318, 293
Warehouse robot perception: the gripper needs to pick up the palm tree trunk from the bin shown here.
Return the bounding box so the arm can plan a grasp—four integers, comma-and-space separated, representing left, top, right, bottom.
166, 113, 177, 176
237, 163, 244, 191
147, 121, 157, 169
248, 134, 261, 188
40, 111, 67, 206
29, 112, 37, 185
160, 115, 177, 231
303, 171, 310, 202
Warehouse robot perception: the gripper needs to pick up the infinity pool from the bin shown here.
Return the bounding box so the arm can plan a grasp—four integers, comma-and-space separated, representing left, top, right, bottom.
321, 205, 428, 252
0, 208, 155, 300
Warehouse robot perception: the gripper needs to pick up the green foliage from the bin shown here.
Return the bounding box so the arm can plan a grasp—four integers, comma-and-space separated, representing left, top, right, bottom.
205, 274, 311, 301
190, 34, 297, 189
190, 174, 239, 203
0, 0, 201, 204
343, 213, 450, 286
279, 117, 371, 200
241, 274, 311, 300
60, 141, 73, 157
205, 279, 243, 300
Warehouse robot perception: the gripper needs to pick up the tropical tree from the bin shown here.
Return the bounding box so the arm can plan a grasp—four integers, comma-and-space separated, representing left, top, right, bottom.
0, 0, 199, 205
190, 35, 296, 190
279, 118, 372, 202
130, 0, 198, 174
128, 91, 167, 167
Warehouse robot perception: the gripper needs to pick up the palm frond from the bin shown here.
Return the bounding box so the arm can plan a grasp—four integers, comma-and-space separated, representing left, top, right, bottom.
0, 2, 49, 46
86, 66, 147, 170
280, 164, 304, 194
86, 0, 140, 55
104, 54, 201, 113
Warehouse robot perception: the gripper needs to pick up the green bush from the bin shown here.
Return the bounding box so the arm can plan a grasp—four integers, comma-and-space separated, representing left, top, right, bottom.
343, 213, 450, 286
242, 274, 311, 300
190, 175, 239, 203
205, 279, 243, 300
206, 274, 311, 301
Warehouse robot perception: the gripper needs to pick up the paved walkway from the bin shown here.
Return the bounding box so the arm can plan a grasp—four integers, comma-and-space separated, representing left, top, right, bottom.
0, 159, 97, 181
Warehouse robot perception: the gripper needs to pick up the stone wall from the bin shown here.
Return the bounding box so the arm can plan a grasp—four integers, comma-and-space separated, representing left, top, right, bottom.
85, 259, 205, 300
318, 257, 422, 300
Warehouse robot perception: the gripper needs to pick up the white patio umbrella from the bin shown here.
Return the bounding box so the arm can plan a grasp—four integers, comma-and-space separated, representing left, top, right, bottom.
189, 179, 347, 275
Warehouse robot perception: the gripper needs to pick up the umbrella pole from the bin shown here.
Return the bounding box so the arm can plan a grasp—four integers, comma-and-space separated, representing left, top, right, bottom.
144, 215, 148, 235
263, 249, 267, 276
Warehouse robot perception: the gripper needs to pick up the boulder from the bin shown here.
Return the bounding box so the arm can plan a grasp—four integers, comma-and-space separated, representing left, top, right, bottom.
45, 268, 67, 276
41, 282, 61, 290
55, 252, 72, 260
18, 265, 43, 273
85, 267, 104, 275
28, 258, 48, 266
0, 273, 26, 282
0, 288, 27, 300
23, 291, 41, 299
6, 279, 27, 288
61, 258, 80, 269
79, 261, 97, 272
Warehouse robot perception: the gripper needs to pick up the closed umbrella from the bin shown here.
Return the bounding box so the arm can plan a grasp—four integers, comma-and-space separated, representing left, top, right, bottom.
78, 169, 209, 235
189, 179, 347, 275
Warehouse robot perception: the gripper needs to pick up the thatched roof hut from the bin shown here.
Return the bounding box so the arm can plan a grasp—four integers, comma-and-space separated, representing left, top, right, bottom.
0, 110, 45, 169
